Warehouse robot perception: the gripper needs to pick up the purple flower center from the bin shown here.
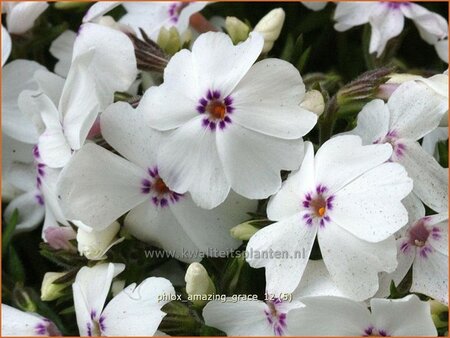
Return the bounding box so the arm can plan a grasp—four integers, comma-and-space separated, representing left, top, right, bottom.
264, 299, 287, 336
34, 319, 60, 336
197, 90, 234, 131
301, 184, 334, 228
141, 166, 184, 207
86, 310, 105, 336
400, 217, 441, 258
364, 326, 389, 336
373, 130, 406, 160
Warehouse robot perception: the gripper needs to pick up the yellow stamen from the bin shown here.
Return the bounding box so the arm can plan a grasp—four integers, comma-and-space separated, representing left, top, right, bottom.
318, 207, 326, 217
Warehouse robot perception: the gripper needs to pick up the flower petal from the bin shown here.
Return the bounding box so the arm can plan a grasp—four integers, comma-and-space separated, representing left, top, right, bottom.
349, 99, 391, 144
318, 224, 398, 301
157, 116, 230, 209
435, 38, 448, 63
217, 123, 303, 200
369, 6, 405, 56
397, 139, 448, 213
2, 25, 11, 66
293, 260, 346, 299
412, 248, 448, 304
231, 58, 316, 139
101, 277, 175, 336
101, 101, 159, 169
203, 300, 273, 336
370, 295, 437, 335
170, 191, 256, 255
143, 49, 200, 131
267, 141, 314, 221
333, 2, 376, 31
6, 2, 48, 34
73, 263, 125, 334
4, 190, 45, 233
1, 304, 59, 336
124, 202, 201, 263
315, 135, 392, 195
332, 162, 412, 242
388, 81, 448, 140
191, 32, 263, 97
83, 1, 120, 23
49, 30, 76, 77
427, 213, 449, 255
57, 143, 148, 230
287, 296, 371, 335
2, 60, 46, 144
246, 213, 317, 294
74, 23, 138, 110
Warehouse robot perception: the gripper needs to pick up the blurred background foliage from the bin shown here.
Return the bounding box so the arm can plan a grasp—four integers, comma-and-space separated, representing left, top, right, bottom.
2, 2, 448, 336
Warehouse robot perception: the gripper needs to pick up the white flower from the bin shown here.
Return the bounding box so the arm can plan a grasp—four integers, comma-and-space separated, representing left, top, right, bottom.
347, 80, 448, 213
435, 37, 448, 63
83, 1, 208, 40
19, 23, 137, 169
3, 2, 48, 34
142, 32, 317, 209
253, 8, 286, 53
246, 135, 413, 300
57, 101, 257, 262
73, 263, 175, 336
75, 221, 124, 260
203, 297, 304, 336
2, 25, 11, 66
379, 205, 448, 305
334, 2, 448, 57
287, 295, 437, 336
1, 304, 60, 336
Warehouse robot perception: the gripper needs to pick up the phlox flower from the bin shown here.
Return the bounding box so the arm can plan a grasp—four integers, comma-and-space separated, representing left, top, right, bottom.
19, 23, 137, 168
83, 1, 208, 40
73, 263, 174, 336
334, 2, 448, 57
246, 135, 413, 300
287, 295, 437, 336
141, 32, 317, 209
1, 304, 60, 336
379, 200, 448, 304
57, 102, 257, 262
347, 80, 448, 213
203, 297, 304, 336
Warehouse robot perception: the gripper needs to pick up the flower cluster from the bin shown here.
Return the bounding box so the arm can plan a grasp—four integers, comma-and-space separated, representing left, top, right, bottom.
2, 1, 448, 337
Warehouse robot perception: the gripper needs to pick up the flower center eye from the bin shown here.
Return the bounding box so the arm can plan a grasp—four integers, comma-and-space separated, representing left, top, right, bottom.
153, 178, 170, 195
207, 101, 227, 120
409, 219, 430, 247
310, 196, 327, 217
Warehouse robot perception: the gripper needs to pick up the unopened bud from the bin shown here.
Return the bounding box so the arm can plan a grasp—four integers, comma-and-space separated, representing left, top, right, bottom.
253, 8, 285, 53
44, 226, 77, 252
225, 17, 250, 45
157, 27, 182, 56
76, 221, 124, 260
230, 221, 259, 241
301, 90, 325, 117
185, 263, 215, 306
41, 272, 68, 301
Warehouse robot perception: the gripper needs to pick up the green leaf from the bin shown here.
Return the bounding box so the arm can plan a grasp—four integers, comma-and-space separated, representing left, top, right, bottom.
3, 209, 19, 256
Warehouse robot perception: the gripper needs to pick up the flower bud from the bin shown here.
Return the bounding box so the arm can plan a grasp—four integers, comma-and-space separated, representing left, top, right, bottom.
225, 16, 250, 45
230, 221, 259, 240
76, 221, 123, 260
430, 300, 448, 329
157, 27, 182, 56
44, 226, 77, 252
253, 8, 285, 53
300, 90, 325, 117
41, 272, 68, 301
185, 263, 215, 306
